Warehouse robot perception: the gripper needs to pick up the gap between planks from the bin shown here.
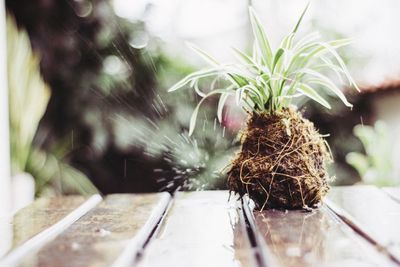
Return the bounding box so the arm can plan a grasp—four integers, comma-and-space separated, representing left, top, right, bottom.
110, 193, 171, 267
241, 196, 278, 267
135, 191, 259, 267
244, 194, 397, 267
1, 193, 172, 267
383, 187, 400, 204
325, 186, 400, 266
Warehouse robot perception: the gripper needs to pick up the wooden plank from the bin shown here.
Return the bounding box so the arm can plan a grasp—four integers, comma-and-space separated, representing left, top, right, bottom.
248, 203, 395, 266
11, 196, 88, 248
0, 195, 101, 267
2, 196, 85, 258
15, 193, 170, 267
383, 187, 400, 203
326, 185, 400, 263
136, 191, 257, 267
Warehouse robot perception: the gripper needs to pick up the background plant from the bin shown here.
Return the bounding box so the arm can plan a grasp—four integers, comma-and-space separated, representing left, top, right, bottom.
346, 121, 398, 186
169, 6, 359, 135
7, 15, 98, 196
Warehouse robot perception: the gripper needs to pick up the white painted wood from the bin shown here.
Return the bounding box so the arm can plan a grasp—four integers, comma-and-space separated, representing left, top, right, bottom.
11, 172, 35, 214
0, 194, 102, 267
0, 0, 12, 258
110, 193, 171, 267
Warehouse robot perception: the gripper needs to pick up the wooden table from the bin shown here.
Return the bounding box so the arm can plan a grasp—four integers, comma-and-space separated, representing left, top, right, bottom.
1, 185, 400, 267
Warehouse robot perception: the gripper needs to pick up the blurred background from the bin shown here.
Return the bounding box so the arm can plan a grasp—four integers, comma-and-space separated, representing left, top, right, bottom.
3, 0, 400, 208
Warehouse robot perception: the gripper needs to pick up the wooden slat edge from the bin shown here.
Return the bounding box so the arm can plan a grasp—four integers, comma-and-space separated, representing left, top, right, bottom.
110, 192, 171, 267
383, 187, 400, 203
0, 194, 102, 267
241, 196, 278, 267
324, 198, 400, 265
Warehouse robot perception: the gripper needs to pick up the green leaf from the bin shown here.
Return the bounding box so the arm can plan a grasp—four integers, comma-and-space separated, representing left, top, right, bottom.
297, 83, 331, 109
272, 48, 285, 73
189, 103, 201, 136
186, 42, 220, 66
280, 3, 309, 51
235, 87, 244, 105
188, 89, 227, 136
192, 80, 206, 97
318, 55, 345, 83
249, 6, 273, 68
239, 84, 265, 108
281, 33, 295, 50
232, 47, 262, 73
229, 72, 249, 87
312, 79, 352, 107
316, 41, 360, 91
232, 47, 253, 65
187, 43, 252, 89
252, 42, 263, 65
346, 152, 369, 177
353, 124, 375, 149
292, 2, 310, 33
293, 31, 320, 51
168, 67, 225, 92
169, 5, 358, 118
287, 39, 351, 75
295, 67, 352, 107
217, 93, 230, 122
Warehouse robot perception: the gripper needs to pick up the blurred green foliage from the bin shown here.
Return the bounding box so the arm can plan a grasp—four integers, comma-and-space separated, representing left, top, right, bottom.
7, 15, 98, 196
346, 121, 397, 186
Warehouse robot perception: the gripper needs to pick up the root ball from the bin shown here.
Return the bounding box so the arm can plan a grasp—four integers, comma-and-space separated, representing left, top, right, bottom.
227, 107, 332, 210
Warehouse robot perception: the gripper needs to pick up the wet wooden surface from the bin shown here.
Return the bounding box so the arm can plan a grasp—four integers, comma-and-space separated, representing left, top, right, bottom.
0, 196, 86, 260
2, 187, 400, 267
251, 205, 394, 267
136, 191, 257, 267
327, 186, 400, 263
12, 196, 87, 249
17, 193, 169, 267
384, 187, 400, 203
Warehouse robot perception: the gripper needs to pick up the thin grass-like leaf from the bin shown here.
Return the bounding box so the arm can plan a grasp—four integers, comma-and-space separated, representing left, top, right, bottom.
189, 89, 227, 136
292, 2, 310, 33
281, 33, 295, 50
186, 42, 219, 66
217, 93, 230, 122
318, 56, 345, 83
249, 6, 273, 68
272, 48, 285, 73
293, 32, 320, 51
316, 41, 360, 91
169, 67, 225, 92
232, 47, 262, 73
308, 77, 352, 107
298, 83, 331, 109
193, 80, 206, 97
295, 68, 351, 106
170, 5, 358, 135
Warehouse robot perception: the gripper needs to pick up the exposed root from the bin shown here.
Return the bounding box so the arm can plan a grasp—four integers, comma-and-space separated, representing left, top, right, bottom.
227, 106, 332, 210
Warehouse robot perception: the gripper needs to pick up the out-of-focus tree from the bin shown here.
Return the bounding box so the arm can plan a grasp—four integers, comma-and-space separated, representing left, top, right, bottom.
7, 0, 236, 193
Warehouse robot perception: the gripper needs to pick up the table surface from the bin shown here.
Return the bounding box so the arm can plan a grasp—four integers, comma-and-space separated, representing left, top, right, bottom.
1, 185, 400, 267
